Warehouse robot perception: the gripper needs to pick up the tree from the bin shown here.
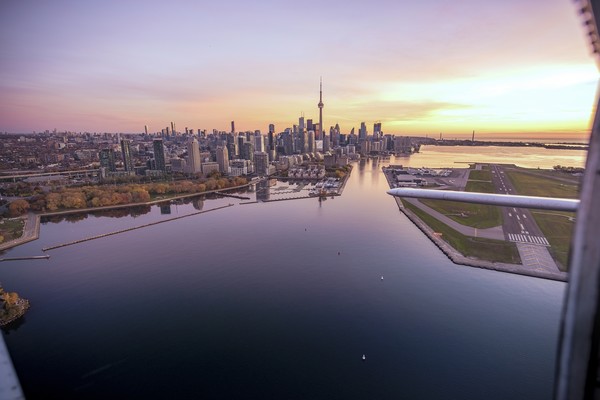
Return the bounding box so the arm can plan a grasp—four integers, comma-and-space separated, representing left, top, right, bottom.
207, 170, 222, 179
8, 199, 30, 217
45, 193, 61, 211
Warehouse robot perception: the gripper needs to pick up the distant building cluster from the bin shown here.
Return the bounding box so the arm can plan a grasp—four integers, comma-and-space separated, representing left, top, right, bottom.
0, 82, 427, 181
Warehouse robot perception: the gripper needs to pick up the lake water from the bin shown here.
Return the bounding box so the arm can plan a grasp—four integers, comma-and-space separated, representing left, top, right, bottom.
1, 146, 585, 399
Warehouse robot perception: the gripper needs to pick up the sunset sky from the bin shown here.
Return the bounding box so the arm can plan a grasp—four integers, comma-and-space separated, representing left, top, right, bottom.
1, 0, 598, 139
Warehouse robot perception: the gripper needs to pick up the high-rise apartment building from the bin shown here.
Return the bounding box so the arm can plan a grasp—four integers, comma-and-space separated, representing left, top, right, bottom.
254, 152, 269, 176
237, 135, 245, 157
99, 148, 116, 172
186, 138, 202, 173
307, 131, 315, 153
153, 139, 166, 172
242, 142, 255, 161
216, 146, 230, 174
281, 132, 293, 155
323, 135, 330, 152
254, 132, 265, 153
267, 130, 274, 151
120, 139, 134, 172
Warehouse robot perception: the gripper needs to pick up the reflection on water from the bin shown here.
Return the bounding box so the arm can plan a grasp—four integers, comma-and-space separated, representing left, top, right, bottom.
43, 205, 153, 224
1, 316, 26, 335
408, 145, 586, 169
0, 148, 570, 399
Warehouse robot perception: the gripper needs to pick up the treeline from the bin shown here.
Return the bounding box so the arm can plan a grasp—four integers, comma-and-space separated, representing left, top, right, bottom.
5, 176, 248, 215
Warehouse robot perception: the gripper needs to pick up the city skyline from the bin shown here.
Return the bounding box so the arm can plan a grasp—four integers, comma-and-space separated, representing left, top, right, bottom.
1, 0, 598, 139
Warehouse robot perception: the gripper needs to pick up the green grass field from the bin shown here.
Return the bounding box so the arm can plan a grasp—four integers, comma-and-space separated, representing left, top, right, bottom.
396, 165, 582, 270
0, 218, 25, 243
506, 168, 579, 270
505, 170, 579, 198
530, 211, 575, 271
403, 200, 520, 264
420, 169, 502, 229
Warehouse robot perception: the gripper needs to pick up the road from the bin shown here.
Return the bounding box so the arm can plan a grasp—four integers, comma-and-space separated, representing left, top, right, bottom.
490, 164, 549, 245
489, 164, 559, 272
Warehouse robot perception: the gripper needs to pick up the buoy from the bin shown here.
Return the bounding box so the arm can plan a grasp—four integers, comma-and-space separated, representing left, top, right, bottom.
338, 251, 341, 255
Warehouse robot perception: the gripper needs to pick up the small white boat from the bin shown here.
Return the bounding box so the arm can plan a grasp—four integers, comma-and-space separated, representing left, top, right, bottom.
381, 276, 384, 280
362, 354, 366, 361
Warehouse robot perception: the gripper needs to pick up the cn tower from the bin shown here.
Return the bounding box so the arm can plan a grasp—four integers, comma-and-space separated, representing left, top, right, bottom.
318, 77, 324, 140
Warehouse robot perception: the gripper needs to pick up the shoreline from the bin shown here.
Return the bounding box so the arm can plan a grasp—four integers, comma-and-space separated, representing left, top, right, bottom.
0, 180, 257, 252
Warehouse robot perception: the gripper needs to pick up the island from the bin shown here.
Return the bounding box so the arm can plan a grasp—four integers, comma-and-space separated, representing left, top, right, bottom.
383, 163, 580, 281
0, 286, 30, 326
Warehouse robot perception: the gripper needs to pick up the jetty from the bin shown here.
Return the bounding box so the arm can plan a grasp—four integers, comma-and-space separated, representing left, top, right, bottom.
0, 255, 50, 262
214, 191, 251, 200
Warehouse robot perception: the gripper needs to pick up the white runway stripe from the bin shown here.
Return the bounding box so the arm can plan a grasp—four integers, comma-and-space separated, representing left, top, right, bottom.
507, 234, 550, 246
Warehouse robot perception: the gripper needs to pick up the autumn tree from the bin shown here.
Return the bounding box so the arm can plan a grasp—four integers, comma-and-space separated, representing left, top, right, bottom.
8, 199, 30, 217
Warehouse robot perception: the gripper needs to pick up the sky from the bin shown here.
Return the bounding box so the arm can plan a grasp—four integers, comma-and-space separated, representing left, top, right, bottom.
1, 0, 598, 140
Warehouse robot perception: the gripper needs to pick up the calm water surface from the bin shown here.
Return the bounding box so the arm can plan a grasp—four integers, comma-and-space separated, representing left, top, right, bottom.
1, 149, 575, 399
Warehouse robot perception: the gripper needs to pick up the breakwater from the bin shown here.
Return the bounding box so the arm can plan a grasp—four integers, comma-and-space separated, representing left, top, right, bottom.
0, 255, 50, 262
215, 192, 251, 200
42, 204, 234, 251
262, 196, 314, 202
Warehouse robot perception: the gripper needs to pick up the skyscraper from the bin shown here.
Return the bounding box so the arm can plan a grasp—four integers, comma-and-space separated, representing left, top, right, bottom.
359, 122, 367, 142
254, 152, 269, 176
120, 139, 134, 172
254, 133, 265, 153
373, 122, 382, 140
242, 142, 255, 161
231, 121, 235, 133
237, 135, 245, 157
267, 126, 276, 161
186, 138, 201, 173
307, 131, 315, 153
318, 78, 324, 140
153, 139, 166, 172
216, 146, 230, 174
268, 125, 275, 151
144, 125, 148, 135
